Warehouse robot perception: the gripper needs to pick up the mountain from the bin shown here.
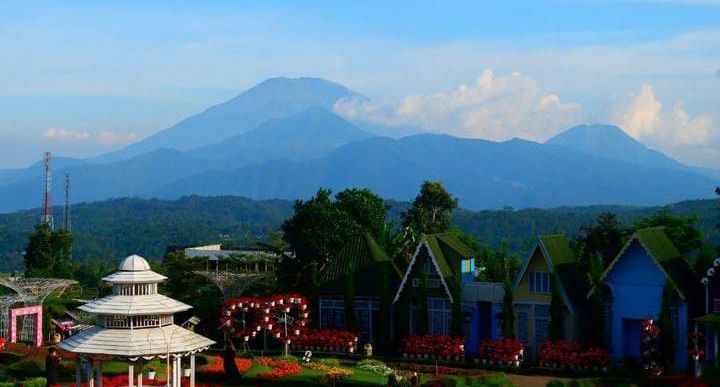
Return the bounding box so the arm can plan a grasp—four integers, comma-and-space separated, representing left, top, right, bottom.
1, 76, 717, 213
546, 124, 684, 169
191, 107, 373, 163
0, 149, 211, 212
350, 120, 426, 138
0, 157, 86, 187
96, 77, 363, 162
155, 133, 719, 209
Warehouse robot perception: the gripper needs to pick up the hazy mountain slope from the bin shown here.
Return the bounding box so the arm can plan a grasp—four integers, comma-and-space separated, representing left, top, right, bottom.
0, 149, 212, 212
350, 119, 426, 138
0, 157, 85, 187
546, 124, 684, 169
156, 134, 719, 209
96, 77, 363, 162
191, 107, 373, 162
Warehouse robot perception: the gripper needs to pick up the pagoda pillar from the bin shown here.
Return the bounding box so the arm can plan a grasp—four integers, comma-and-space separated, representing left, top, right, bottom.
97, 360, 103, 387
190, 355, 196, 387
137, 358, 143, 387
75, 358, 82, 387
128, 362, 134, 387
87, 358, 95, 387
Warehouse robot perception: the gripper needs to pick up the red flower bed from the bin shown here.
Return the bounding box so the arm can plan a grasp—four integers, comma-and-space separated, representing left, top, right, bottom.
399, 334, 465, 360
477, 338, 524, 367
292, 329, 358, 353
255, 358, 302, 379
648, 376, 709, 387
200, 355, 252, 374
388, 362, 484, 376
61, 374, 221, 387
537, 340, 609, 370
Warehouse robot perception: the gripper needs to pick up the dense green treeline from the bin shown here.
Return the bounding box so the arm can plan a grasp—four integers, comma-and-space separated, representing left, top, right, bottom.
1, 195, 718, 272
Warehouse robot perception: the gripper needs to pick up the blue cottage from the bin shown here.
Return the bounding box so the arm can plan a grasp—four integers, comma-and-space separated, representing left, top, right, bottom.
392, 233, 504, 357
587, 227, 698, 370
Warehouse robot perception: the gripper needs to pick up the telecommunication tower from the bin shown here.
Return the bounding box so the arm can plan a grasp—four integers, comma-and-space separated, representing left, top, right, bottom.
63, 172, 71, 231
41, 152, 53, 230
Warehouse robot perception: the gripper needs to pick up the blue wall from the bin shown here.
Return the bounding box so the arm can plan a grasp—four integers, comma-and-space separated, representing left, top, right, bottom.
605, 242, 688, 369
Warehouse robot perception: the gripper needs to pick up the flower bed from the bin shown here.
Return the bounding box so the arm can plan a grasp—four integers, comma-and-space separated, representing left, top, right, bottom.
304, 362, 353, 382
199, 356, 253, 374
537, 341, 609, 371
476, 338, 524, 367
255, 357, 302, 379
399, 334, 465, 360
357, 359, 393, 376
291, 329, 358, 353
388, 362, 485, 376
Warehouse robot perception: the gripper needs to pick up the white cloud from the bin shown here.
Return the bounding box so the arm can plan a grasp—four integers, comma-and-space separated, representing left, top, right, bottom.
613, 84, 712, 146
334, 69, 582, 142
611, 84, 717, 165
44, 127, 91, 141
44, 128, 139, 145
97, 131, 140, 145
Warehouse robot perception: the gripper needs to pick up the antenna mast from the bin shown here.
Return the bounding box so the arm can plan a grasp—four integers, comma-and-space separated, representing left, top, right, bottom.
41, 152, 53, 230
63, 173, 71, 231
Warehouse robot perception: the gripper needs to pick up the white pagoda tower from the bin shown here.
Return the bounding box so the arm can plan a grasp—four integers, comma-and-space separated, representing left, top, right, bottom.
60, 255, 215, 387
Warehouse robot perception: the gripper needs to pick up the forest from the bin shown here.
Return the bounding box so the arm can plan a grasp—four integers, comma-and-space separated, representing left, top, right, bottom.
0, 194, 718, 273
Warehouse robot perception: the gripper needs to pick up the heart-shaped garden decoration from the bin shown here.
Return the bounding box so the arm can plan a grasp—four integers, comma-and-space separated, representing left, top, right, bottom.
220, 293, 309, 345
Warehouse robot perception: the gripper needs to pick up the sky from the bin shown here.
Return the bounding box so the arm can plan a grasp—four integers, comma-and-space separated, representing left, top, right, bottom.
0, 0, 719, 168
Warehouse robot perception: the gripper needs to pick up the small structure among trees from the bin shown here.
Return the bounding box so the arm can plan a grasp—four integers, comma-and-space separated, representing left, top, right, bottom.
59, 255, 214, 387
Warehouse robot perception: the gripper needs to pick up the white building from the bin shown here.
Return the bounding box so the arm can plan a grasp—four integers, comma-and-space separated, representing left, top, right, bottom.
59, 255, 215, 387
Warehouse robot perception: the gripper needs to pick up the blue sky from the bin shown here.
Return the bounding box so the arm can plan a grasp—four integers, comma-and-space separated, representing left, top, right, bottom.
1, 0, 719, 168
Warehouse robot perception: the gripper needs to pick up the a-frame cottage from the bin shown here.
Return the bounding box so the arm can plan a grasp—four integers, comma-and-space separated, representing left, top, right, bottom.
587, 227, 700, 370
392, 233, 504, 357
513, 235, 589, 357
318, 233, 402, 344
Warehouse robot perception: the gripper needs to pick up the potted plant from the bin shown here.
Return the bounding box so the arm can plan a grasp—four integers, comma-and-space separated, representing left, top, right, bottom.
146, 365, 157, 380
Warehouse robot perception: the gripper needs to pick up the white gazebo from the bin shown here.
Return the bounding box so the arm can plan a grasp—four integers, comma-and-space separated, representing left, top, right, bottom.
59, 255, 215, 387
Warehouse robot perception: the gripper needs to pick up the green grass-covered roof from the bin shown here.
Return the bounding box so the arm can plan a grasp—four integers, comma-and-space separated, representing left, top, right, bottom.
319, 233, 402, 296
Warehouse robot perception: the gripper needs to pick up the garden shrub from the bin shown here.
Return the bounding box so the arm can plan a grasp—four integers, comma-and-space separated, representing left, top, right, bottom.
22, 378, 47, 387
6, 356, 44, 378
546, 381, 565, 387
357, 359, 392, 376
316, 358, 340, 367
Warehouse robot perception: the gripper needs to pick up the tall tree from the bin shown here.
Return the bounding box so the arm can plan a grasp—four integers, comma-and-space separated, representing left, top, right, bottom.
24, 223, 73, 278
586, 252, 606, 347
376, 263, 392, 353
335, 188, 388, 240
658, 282, 676, 370
548, 273, 564, 341
416, 271, 429, 334
402, 181, 458, 235
634, 209, 703, 256
281, 188, 359, 265
501, 279, 515, 339
450, 274, 463, 336
579, 212, 627, 265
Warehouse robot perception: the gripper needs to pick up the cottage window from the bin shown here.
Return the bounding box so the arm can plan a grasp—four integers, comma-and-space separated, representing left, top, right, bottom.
516, 304, 530, 344
534, 305, 550, 345
461, 259, 474, 274
319, 298, 345, 330
713, 298, 720, 313
528, 271, 550, 293
428, 297, 452, 335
